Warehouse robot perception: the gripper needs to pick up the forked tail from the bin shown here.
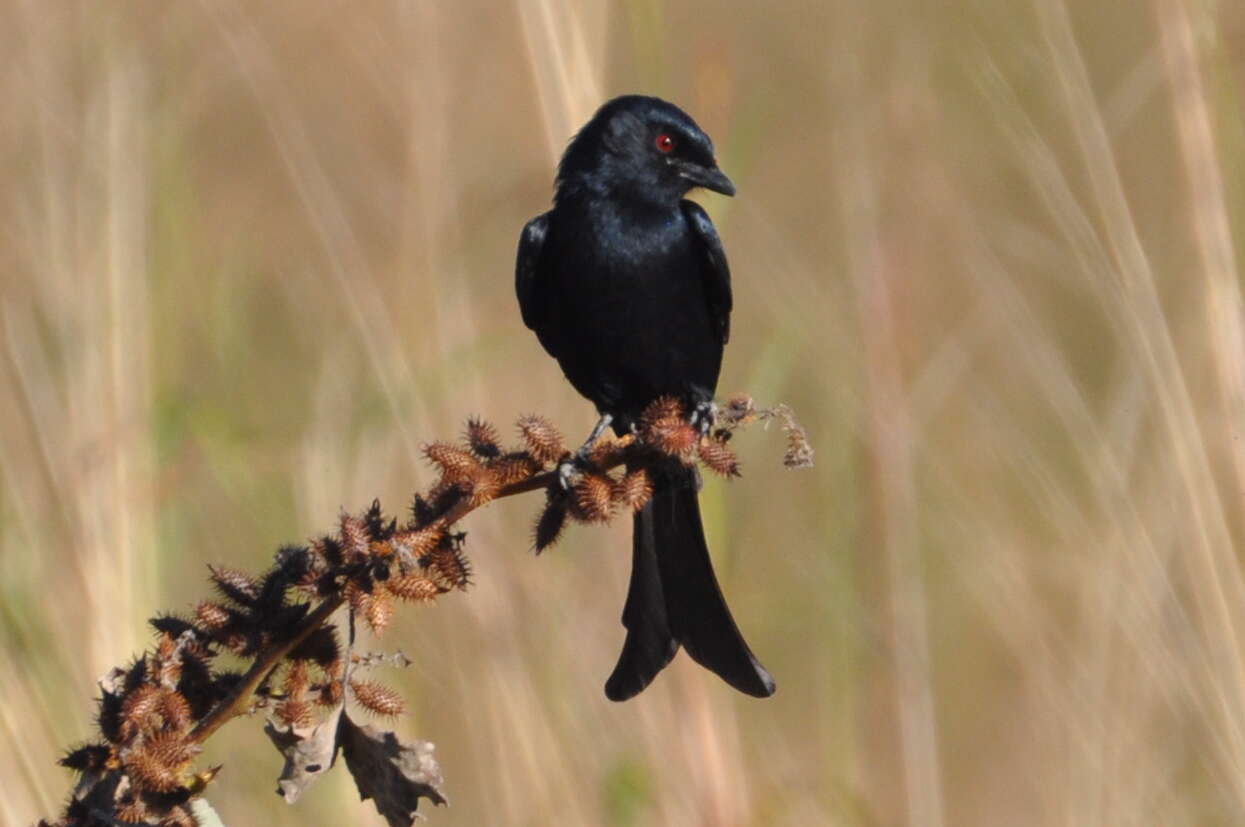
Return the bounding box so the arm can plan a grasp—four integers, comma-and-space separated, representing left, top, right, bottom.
604, 462, 775, 701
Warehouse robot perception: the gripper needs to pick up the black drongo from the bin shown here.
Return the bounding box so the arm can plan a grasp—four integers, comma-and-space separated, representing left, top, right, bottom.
515, 95, 774, 701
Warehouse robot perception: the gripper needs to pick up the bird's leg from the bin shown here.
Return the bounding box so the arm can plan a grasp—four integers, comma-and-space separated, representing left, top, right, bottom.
558, 413, 614, 489
582, 412, 615, 449
689, 399, 718, 437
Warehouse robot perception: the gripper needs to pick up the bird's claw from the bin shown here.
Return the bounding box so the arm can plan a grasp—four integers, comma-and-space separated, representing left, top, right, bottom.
689, 400, 718, 437
557, 451, 589, 490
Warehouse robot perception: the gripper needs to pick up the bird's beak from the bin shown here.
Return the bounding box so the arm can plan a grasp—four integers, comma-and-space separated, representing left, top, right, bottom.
676, 161, 736, 197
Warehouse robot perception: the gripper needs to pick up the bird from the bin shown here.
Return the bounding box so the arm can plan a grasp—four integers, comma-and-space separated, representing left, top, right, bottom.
514, 95, 775, 701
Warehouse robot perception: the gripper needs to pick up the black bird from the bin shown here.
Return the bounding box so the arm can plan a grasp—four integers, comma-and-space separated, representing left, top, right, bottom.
515, 95, 775, 701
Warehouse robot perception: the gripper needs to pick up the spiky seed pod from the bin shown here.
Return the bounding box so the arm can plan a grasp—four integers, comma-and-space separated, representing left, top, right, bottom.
465, 466, 500, 507
652, 421, 699, 459
490, 452, 542, 486
283, 661, 310, 695
124, 732, 198, 793
345, 581, 370, 617
533, 496, 568, 554
316, 677, 345, 707
586, 435, 627, 468
464, 417, 502, 459
361, 499, 396, 542
159, 805, 198, 827
151, 636, 183, 688
423, 441, 480, 484
640, 396, 684, 429
569, 473, 615, 523
350, 680, 405, 718
60, 743, 112, 774
719, 393, 755, 427
179, 635, 214, 665
114, 797, 147, 824
288, 625, 340, 667
208, 565, 259, 606
615, 467, 654, 511
387, 573, 442, 602
425, 482, 465, 519
310, 534, 344, 567
149, 613, 196, 639
275, 698, 314, 728
423, 541, 472, 590
392, 526, 444, 560
517, 415, 565, 465
219, 630, 252, 656
638, 397, 699, 459
155, 633, 177, 663
698, 437, 741, 478
339, 512, 371, 562
409, 493, 435, 527
156, 689, 192, 732
119, 685, 162, 743
365, 589, 394, 636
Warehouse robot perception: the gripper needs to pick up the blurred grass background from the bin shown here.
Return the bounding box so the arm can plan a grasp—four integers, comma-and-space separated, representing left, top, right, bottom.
4, 0, 1245, 824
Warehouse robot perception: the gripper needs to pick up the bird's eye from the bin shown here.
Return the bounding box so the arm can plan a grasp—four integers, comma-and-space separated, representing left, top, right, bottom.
655, 133, 676, 154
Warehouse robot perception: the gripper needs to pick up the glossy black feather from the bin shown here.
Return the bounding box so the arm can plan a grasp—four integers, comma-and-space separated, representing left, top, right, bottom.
515, 95, 774, 700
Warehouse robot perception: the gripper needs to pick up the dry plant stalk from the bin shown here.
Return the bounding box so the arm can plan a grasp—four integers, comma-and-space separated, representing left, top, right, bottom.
41, 395, 809, 827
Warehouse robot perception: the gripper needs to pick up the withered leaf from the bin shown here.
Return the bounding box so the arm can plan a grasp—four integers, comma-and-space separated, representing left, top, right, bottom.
339, 713, 447, 825
264, 702, 344, 803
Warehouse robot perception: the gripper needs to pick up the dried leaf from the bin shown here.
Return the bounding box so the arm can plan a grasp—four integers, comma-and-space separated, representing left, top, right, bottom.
339, 714, 447, 826
770, 403, 814, 468
264, 702, 345, 804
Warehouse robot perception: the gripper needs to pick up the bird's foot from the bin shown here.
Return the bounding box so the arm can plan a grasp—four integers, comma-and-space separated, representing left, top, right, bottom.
559, 412, 615, 490
557, 452, 588, 490
689, 399, 718, 437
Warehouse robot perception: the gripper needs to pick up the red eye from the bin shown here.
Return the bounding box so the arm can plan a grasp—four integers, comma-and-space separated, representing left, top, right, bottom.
655, 133, 676, 153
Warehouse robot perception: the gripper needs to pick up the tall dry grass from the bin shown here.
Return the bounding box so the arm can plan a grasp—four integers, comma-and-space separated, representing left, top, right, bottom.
3, 0, 1245, 824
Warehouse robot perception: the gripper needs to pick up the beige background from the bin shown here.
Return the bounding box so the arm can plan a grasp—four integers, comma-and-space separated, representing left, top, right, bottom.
3, 1, 1245, 825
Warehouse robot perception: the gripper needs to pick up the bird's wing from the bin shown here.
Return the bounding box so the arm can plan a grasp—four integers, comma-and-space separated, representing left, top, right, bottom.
515, 212, 550, 333
681, 200, 733, 344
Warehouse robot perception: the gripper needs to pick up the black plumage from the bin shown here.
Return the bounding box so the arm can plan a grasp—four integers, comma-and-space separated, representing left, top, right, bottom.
515, 95, 775, 701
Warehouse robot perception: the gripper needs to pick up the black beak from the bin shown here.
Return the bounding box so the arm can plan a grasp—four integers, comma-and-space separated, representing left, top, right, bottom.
676, 161, 736, 197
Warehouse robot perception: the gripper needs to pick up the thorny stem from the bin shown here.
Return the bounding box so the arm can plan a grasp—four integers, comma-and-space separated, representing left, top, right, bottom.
187, 594, 345, 744
185, 437, 639, 746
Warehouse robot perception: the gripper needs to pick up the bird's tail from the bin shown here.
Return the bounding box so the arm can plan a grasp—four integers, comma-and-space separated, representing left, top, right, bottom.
604, 461, 775, 701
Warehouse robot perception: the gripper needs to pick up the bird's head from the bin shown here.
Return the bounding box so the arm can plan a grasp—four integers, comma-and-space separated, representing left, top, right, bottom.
555, 95, 735, 208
